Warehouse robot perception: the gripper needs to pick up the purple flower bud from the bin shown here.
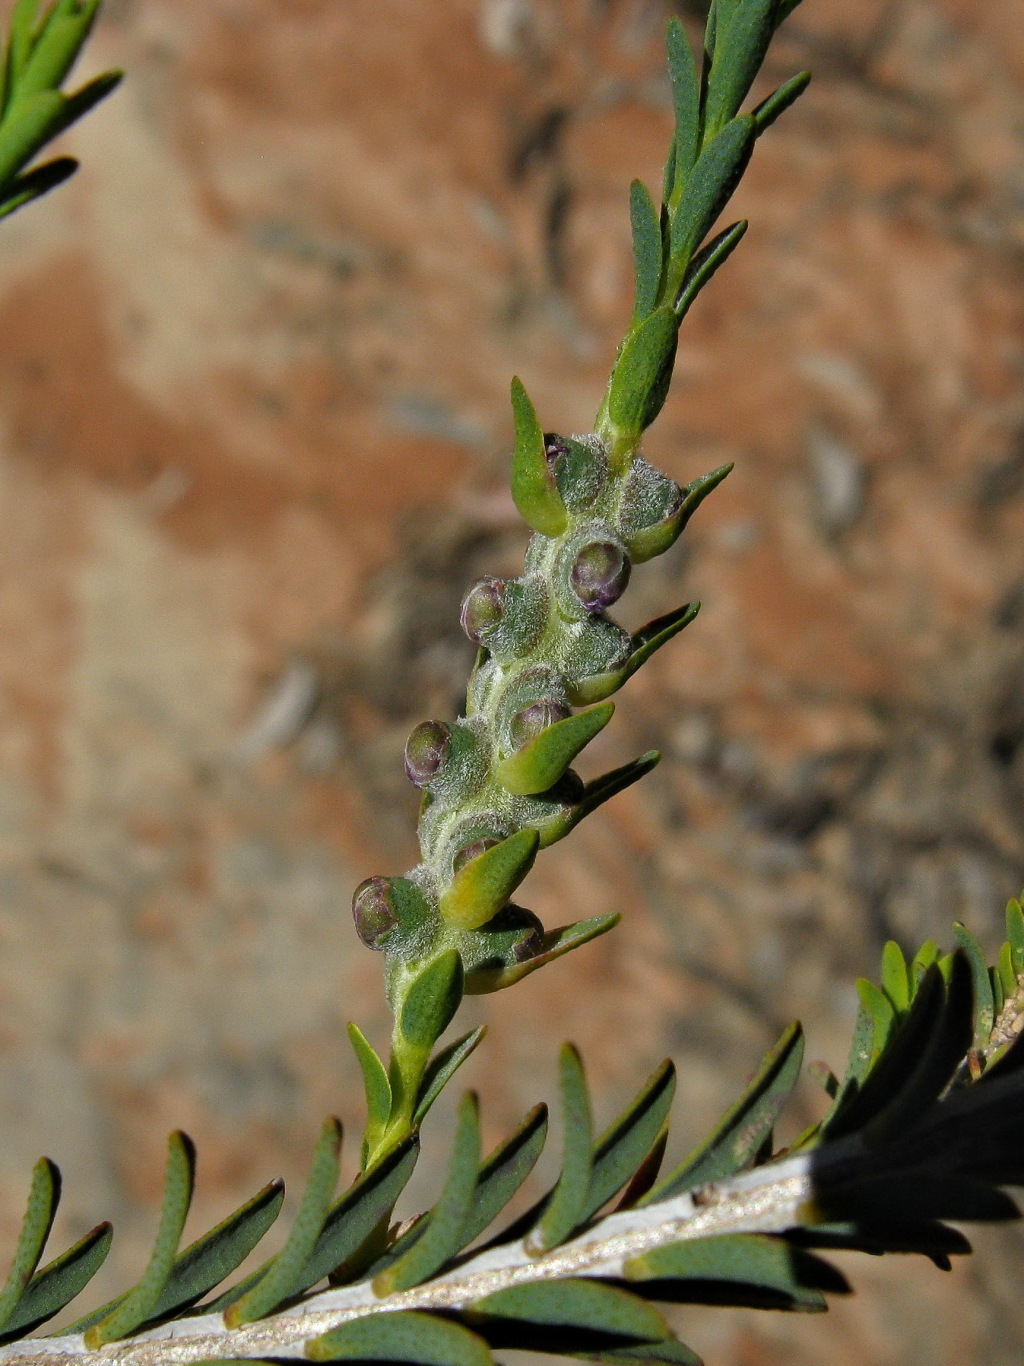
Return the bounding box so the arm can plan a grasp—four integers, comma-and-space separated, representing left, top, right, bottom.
511, 912, 545, 963
510, 698, 571, 748
460, 578, 506, 644
570, 541, 631, 611
404, 720, 451, 787
544, 433, 570, 469
453, 836, 499, 874
352, 876, 398, 950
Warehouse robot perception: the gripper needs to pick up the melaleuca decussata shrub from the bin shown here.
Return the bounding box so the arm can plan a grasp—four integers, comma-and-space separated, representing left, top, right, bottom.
0, 4, 1021, 1366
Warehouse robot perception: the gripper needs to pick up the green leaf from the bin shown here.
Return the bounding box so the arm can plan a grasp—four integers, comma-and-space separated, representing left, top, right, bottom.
621, 604, 701, 683
529, 1044, 593, 1251
0, 89, 64, 186
497, 703, 615, 797
308, 1310, 494, 1366
998, 939, 1017, 1000
856, 977, 896, 1053
629, 180, 663, 321
0, 152, 74, 219
880, 941, 910, 1014
614, 1125, 669, 1211
348, 1023, 392, 1158
0, 1157, 60, 1332
704, 0, 779, 137
375, 1093, 481, 1294
665, 17, 700, 195
414, 1027, 487, 1127
52, 67, 122, 137
510, 376, 566, 538
670, 116, 755, 266
1008, 898, 1024, 975
606, 306, 679, 447
627, 463, 733, 563
587, 1339, 702, 1366
953, 923, 995, 1049
8, 0, 41, 88
583, 1060, 676, 1221
648, 1023, 803, 1201
144, 1181, 285, 1325
910, 938, 940, 989
459, 1104, 548, 1250
675, 220, 747, 319
463, 914, 620, 994
224, 1118, 341, 1326
624, 1233, 844, 1311
440, 832, 539, 931
548, 752, 662, 842
82, 1132, 196, 1345
752, 70, 811, 134
0, 1222, 111, 1340
14, 6, 98, 100
293, 1134, 419, 1292
472, 1278, 671, 1347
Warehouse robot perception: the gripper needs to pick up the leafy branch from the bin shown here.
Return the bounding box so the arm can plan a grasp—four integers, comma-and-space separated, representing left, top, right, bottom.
0, 2, 1021, 1365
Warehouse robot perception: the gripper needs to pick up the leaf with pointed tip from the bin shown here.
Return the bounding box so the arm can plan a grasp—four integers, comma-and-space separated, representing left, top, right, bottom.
81, 1132, 196, 1345
621, 605, 700, 684
628, 464, 733, 563
953, 923, 995, 1050
510, 377, 566, 538
630, 180, 663, 321
880, 940, 909, 1014
348, 1023, 392, 1157
375, 1094, 480, 1294
53, 68, 122, 137
440, 833, 539, 931
399, 950, 465, 1047
458, 1103, 548, 1251
308, 1310, 494, 1366
615, 1127, 669, 1212
703, 0, 779, 137
787, 1218, 971, 1263
752, 70, 810, 133
414, 1027, 487, 1127
665, 17, 700, 197
14, 6, 98, 100
464, 914, 620, 994
588, 1338, 703, 1366
624, 1233, 845, 1311
582, 1061, 676, 1222
0, 1157, 60, 1333
675, 221, 747, 319
670, 116, 755, 266
472, 1278, 671, 1351
606, 306, 679, 447
0, 153, 75, 219
646, 1023, 803, 1201
546, 754, 661, 844
0, 1222, 111, 1341
910, 939, 940, 989
856, 977, 896, 1054
142, 1181, 285, 1326
224, 1118, 341, 1326
529, 1044, 593, 1252
497, 703, 615, 797
998, 939, 1017, 1000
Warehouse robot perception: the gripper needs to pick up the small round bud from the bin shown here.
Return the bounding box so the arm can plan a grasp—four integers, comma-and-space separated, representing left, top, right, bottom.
352, 876, 398, 950
510, 698, 571, 748
570, 541, 631, 611
544, 433, 570, 469
453, 836, 499, 874
460, 578, 506, 644
404, 720, 451, 788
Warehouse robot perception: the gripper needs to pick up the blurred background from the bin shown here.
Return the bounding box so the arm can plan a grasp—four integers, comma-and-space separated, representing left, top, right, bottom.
0, 0, 1022, 1361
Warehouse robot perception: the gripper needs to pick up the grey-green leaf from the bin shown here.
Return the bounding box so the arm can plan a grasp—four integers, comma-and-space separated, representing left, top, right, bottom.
0, 1222, 111, 1341
529, 1044, 593, 1251
606, 306, 679, 446
224, 1118, 341, 1326
675, 221, 747, 318
630, 180, 663, 321
459, 1103, 548, 1250
665, 16, 700, 193
510, 376, 567, 538
81, 1131, 196, 1346
473, 1277, 670, 1344
348, 1023, 392, 1155
752, 70, 810, 134
308, 1310, 494, 1366
375, 1093, 481, 1294
670, 116, 754, 266
646, 1023, 803, 1200
703, 0, 778, 137
414, 1027, 488, 1127
0, 1157, 60, 1332
463, 914, 620, 994
497, 703, 615, 797
583, 1060, 676, 1221
622, 604, 701, 683
399, 950, 465, 1047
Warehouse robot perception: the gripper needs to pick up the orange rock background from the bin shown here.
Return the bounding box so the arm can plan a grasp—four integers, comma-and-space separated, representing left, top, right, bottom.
0, 0, 1023, 1361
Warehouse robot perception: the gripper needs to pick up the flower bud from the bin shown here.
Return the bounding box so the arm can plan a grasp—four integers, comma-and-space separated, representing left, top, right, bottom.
570, 541, 631, 611
460, 578, 506, 644
453, 836, 499, 874
510, 698, 572, 748
404, 720, 451, 788
352, 876, 398, 950
544, 434, 570, 468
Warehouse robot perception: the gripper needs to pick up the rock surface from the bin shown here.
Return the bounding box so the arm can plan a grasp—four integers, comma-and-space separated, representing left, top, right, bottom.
0, 0, 1023, 1361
